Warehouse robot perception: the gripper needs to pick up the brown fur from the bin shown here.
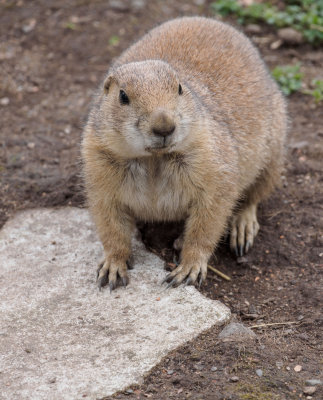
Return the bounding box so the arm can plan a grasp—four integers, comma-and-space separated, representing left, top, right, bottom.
81, 17, 287, 290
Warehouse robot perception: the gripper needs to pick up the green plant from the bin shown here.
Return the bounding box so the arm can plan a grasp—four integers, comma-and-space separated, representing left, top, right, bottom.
304, 79, 323, 102
271, 64, 303, 96
211, 0, 323, 44
272, 66, 322, 101
64, 22, 77, 30
108, 35, 120, 47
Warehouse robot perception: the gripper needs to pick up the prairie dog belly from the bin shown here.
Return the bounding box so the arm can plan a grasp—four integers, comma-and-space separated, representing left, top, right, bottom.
119, 157, 192, 221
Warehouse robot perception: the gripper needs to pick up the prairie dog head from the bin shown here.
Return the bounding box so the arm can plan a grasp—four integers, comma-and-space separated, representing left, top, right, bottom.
97, 60, 196, 158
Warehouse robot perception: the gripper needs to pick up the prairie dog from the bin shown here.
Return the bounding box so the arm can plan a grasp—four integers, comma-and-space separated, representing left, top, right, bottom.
82, 17, 287, 291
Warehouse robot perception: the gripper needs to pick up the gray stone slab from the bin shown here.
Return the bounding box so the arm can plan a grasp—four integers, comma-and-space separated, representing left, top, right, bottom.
0, 208, 230, 400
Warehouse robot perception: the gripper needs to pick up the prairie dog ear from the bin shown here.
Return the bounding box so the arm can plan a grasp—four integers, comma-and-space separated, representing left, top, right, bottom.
103, 74, 115, 94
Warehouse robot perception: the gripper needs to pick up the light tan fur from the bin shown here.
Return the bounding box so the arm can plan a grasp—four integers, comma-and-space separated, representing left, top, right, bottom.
81, 17, 287, 290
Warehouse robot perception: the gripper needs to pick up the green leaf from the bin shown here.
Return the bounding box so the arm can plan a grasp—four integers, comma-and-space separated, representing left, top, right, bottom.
108, 35, 120, 47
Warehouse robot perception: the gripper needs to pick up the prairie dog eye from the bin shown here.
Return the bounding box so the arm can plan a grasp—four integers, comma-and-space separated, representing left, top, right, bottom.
119, 90, 130, 105
178, 84, 183, 95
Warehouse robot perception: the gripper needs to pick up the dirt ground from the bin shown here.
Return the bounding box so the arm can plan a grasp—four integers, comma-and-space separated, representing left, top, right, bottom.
0, 1, 322, 399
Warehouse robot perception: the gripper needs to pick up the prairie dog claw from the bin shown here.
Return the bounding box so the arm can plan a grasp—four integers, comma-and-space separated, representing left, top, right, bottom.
230, 203, 259, 257
162, 261, 207, 288
97, 258, 129, 292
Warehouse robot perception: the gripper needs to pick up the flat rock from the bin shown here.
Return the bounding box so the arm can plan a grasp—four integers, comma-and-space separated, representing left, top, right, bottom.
0, 208, 230, 400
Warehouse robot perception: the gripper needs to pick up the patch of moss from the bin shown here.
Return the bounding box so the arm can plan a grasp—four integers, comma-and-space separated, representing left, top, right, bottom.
234, 383, 280, 400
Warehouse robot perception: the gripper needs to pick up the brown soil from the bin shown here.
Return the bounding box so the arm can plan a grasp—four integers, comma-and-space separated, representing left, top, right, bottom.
1, 1, 322, 399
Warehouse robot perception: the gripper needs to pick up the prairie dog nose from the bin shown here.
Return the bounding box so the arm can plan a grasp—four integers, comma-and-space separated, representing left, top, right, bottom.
151, 110, 176, 137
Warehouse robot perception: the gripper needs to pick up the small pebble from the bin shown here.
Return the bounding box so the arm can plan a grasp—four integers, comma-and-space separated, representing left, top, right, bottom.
294, 365, 302, 372
306, 379, 322, 386
286, 366, 290, 371
109, 0, 129, 12
236, 256, 248, 264
125, 388, 134, 394
167, 369, 174, 375
270, 39, 283, 50
230, 376, 239, 382
211, 366, 217, 372
22, 18, 36, 33
303, 386, 316, 395
0, 97, 10, 106
278, 27, 303, 44
276, 361, 283, 369
248, 304, 258, 314
289, 141, 308, 150
256, 369, 263, 377
245, 24, 261, 34
131, 0, 146, 10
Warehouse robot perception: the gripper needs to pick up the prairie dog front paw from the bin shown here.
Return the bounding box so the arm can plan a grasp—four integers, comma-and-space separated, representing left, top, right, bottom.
97, 258, 129, 292
162, 259, 208, 288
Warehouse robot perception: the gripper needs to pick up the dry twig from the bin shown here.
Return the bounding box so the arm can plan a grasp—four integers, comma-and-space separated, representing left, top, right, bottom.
250, 321, 299, 329
207, 265, 231, 281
